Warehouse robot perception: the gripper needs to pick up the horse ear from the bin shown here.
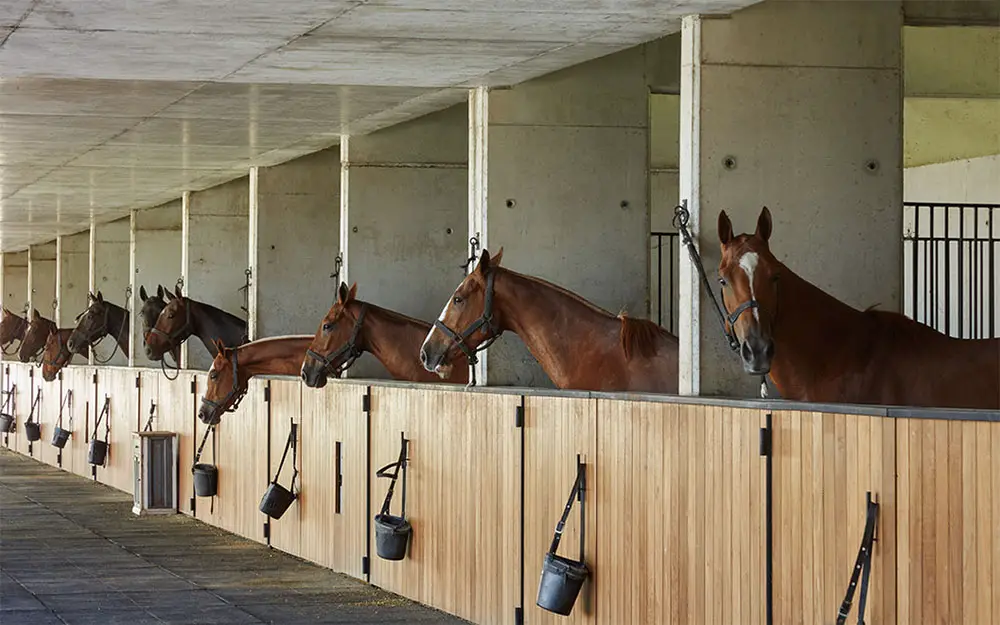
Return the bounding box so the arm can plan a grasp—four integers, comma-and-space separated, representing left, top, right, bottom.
163, 288, 175, 302
337, 282, 349, 303
174, 285, 183, 300
157, 285, 165, 299
347, 282, 357, 302
33, 308, 41, 320
718, 211, 734, 246
755, 206, 772, 243
477, 249, 492, 275
95, 291, 104, 303
212, 338, 226, 354
491, 247, 504, 268
139, 286, 148, 301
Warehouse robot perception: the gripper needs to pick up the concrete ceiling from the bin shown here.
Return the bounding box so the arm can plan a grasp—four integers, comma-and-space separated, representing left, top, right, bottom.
0, 0, 760, 252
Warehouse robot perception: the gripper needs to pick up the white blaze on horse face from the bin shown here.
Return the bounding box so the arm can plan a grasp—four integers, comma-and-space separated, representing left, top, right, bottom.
738, 252, 760, 321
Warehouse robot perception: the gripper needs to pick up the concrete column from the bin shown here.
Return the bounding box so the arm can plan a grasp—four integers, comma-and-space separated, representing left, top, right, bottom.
483, 47, 651, 386
678, 2, 903, 397
251, 147, 340, 340
184, 178, 249, 370
131, 200, 183, 367
57, 231, 90, 327
91, 216, 131, 366
1, 252, 28, 314
27, 242, 57, 320
342, 105, 468, 378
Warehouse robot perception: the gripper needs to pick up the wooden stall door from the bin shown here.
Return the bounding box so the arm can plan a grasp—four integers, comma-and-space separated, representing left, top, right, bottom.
597, 402, 766, 625
298, 381, 368, 579
94, 368, 140, 493
61, 366, 92, 478
896, 417, 998, 625
8, 363, 33, 455
152, 371, 196, 515
523, 395, 597, 625
267, 379, 303, 559
36, 371, 62, 468
369, 386, 521, 625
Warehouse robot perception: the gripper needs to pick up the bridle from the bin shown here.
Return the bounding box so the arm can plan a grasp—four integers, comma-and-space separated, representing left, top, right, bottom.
76, 302, 128, 365
21, 319, 55, 365
720, 283, 759, 349
305, 304, 368, 378
42, 331, 73, 374
200, 349, 248, 423
432, 270, 501, 385
148, 297, 194, 354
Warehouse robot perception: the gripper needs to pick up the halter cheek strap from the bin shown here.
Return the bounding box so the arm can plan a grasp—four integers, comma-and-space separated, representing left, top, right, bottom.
43, 332, 73, 371
432, 270, 501, 385
305, 304, 368, 377
149, 298, 194, 351
199, 349, 247, 422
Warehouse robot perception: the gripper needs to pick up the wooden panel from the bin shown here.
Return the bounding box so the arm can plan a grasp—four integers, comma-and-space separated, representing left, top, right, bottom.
59, 366, 92, 478
6, 362, 33, 454
596, 401, 765, 625
369, 386, 520, 625
299, 381, 368, 578
150, 371, 197, 515
94, 368, 140, 493
896, 417, 998, 625
267, 379, 302, 559
35, 370, 62, 468
523, 395, 597, 625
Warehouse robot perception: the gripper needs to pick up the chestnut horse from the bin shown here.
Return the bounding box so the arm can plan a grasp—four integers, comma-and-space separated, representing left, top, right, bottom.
717, 206, 999, 409
145, 286, 247, 361
198, 336, 312, 424
0, 308, 28, 355
67, 292, 130, 360
20, 310, 87, 366
420, 249, 679, 392
302, 282, 469, 388
40, 328, 89, 382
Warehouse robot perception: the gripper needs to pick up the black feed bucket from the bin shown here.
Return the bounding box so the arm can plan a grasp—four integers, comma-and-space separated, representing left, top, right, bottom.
259, 482, 296, 519
374, 513, 412, 561
24, 422, 41, 442
88, 439, 108, 466
536, 553, 590, 616
51, 426, 71, 449
0, 413, 13, 433
192, 463, 218, 497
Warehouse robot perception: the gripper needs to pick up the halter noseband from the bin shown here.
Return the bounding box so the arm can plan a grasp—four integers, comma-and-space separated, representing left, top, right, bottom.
721, 284, 759, 349
43, 331, 73, 371
200, 349, 248, 421
432, 270, 501, 368
305, 304, 368, 377
148, 297, 193, 352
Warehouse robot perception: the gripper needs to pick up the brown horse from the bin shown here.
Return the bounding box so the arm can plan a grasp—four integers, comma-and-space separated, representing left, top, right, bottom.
19, 310, 59, 363
0, 308, 28, 355
40, 328, 88, 382
145, 286, 247, 361
717, 206, 999, 409
420, 249, 679, 392
198, 336, 313, 424
66, 291, 130, 360
301, 283, 470, 388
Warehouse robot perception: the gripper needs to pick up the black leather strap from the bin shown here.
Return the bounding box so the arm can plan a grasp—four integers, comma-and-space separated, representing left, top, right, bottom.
548, 461, 586, 562
92, 396, 111, 444
271, 421, 298, 492
376, 438, 408, 517
306, 304, 368, 376
837, 493, 879, 625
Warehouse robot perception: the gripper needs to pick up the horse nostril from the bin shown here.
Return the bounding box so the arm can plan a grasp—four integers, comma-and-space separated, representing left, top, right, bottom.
741, 341, 754, 363
420, 349, 428, 367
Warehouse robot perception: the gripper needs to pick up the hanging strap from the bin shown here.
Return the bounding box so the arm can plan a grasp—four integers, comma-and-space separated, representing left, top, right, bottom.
57, 390, 73, 429
192, 423, 215, 467
1, 383, 16, 414
376, 437, 408, 517
92, 396, 111, 443
26, 388, 41, 425
270, 420, 298, 493
548, 461, 586, 562
836, 493, 879, 625
143, 401, 156, 432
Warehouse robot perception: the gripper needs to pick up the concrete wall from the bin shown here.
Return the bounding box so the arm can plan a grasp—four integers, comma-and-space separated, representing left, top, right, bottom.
255, 148, 340, 340
484, 46, 651, 386
28, 242, 57, 319
92, 217, 131, 366
57, 231, 91, 326
679, 1, 904, 398
185, 177, 249, 369
132, 201, 183, 367
345, 105, 468, 379
904, 154, 1000, 203
2, 252, 28, 314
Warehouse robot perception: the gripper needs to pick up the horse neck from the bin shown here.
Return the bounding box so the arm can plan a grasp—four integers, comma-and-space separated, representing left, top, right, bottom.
7, 315, 28, 339
362, 304, 446, 380
191, 300, 246, 354
493, 270, 620, 387
238, 341, 307, 380
107, 306, 130, 356
60, 328, 88, 357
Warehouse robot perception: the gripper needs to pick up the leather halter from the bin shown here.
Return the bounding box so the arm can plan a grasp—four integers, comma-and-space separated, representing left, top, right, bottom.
200, 349, 247, 421
722, 284, 759, 346
76, 302, 128, 365
432, 270, 501, 368
43, 331, 73, 371
22, 319, 55, 364
148, 297, 193, 352
305, 304, 368, 377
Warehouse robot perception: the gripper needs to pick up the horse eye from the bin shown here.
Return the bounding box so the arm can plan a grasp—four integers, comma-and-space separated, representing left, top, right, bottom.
322, 322, 333, 332
209, 371, 218, 380
718, 277, 728, 286
168, 313, 175, 318
453, 296, 463, 305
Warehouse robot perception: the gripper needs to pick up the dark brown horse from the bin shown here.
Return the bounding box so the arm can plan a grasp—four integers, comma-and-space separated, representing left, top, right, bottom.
138, 285, 178, 364
0, 308, 28, 355
302, 282, 469, 388
717, 206, 999, 409
198, 336, 312, 424
40, 328, 88, 382
66, 292, 130, 360
19, 310, 68, 364
420, 249, 679, 392
145, 286, 247, 361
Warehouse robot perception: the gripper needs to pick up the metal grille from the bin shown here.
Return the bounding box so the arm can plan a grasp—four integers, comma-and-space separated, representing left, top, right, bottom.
902, 202, 999, 339
650, 231, 679, 334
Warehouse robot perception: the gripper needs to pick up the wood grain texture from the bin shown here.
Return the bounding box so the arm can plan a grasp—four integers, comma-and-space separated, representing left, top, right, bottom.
368, 385, 520, 625
59, 366, 92, 478
36, 369, 61, 468
267, 379, 303, 558
92, 368, 140, 493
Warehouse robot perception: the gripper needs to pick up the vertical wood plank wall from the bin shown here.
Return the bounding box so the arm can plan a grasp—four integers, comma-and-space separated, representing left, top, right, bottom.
1, 360, 997, 625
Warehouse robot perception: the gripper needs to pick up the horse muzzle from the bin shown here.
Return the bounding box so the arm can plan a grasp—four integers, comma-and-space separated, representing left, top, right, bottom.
197, 400, 222, 426
300, 360, 329, 389
739, 335, 774, 375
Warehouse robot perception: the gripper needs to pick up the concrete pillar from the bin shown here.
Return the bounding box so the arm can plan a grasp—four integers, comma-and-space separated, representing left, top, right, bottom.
91, 217, 131, 366
57, 231, 91, 327
131, 200, 183, 367
250, 147, 340, 340
2, 252, 28, 314
678, 2, 903, 397
27, 242, 57, 320
341, 105, 468, 378
481, 47, 651, 386
183, 178, 249, 370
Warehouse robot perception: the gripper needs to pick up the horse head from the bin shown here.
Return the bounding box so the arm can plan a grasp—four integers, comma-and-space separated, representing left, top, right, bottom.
301, 282, 366, 388
67, 291, 110, 354
146, 285, 192, 360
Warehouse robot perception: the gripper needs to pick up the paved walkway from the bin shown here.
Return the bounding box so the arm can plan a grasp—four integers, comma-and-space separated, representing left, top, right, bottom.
0, 450, 466, 625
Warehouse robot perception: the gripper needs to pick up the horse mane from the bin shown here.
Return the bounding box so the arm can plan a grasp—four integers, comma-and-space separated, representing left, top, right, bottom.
500, 267, 617, 317
618, 313, 671, 360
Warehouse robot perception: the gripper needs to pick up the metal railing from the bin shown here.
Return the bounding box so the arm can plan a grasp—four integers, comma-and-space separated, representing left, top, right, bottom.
650, 231, 679, 334
902, 202, 998, 339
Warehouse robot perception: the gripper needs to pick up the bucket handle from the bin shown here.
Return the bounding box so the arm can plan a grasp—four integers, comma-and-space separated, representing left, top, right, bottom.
548, 458, 586, 563
376, 434, 409, 518
57, 390, 73, 430
835, 492, 879, 625
192, 422, 216, 470
269, 419, 298, 494
26, 388, 41, 425
1, 383, 15, 414
91, 396, 110, 444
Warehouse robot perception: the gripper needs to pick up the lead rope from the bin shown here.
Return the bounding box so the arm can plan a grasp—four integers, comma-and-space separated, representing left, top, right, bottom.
92, 292, 130, 365
161, 350, 181, 380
